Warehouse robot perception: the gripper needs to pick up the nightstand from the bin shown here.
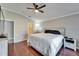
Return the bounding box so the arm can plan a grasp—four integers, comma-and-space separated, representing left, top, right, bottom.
64, 37, 76, 51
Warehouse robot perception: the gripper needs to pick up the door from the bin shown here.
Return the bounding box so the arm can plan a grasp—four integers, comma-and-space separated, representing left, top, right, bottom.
4, 20, 14, 43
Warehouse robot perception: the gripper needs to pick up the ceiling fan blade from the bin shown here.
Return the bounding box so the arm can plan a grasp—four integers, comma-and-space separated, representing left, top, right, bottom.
27, 8, 34, 9
38, 10, 44, 13
33, 3, 38, 9
38, 5, 46, 9
33, 3, 36, 8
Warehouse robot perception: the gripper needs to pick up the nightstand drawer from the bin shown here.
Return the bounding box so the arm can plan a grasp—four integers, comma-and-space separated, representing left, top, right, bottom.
65, 42, 75, 49
65, 42, 75, 47
64, 37, 76, 51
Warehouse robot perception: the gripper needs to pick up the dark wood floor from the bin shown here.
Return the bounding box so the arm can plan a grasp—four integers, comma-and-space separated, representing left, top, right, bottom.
8, 41, 79, 56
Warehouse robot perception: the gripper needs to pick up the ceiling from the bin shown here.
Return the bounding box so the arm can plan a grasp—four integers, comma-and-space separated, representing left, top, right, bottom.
0, 3, 79, 22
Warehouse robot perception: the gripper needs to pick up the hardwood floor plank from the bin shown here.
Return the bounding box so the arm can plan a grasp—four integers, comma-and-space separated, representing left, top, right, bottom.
8, 40, 79, 56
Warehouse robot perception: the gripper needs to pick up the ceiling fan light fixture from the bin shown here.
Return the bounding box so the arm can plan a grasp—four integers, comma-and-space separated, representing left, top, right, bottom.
35, 9, 39, 13
27, 3, 46, 13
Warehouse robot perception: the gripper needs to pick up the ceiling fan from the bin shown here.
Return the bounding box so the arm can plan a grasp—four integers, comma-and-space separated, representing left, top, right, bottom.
27, 3, 46, 13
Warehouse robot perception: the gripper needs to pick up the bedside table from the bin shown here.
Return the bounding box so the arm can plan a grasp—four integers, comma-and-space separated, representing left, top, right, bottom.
64, 37, 76, 51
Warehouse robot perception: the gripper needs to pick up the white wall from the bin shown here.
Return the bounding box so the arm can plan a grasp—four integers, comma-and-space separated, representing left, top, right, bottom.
3, 9, 29, 43
43, 14, 79, 48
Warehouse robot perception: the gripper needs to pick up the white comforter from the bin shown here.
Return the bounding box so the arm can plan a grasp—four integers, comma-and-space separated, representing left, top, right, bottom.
28, 33, 64, 56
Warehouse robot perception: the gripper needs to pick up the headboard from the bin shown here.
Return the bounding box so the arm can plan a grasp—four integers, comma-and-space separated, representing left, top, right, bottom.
44, 27, 66, 36
45, 30, 61, 35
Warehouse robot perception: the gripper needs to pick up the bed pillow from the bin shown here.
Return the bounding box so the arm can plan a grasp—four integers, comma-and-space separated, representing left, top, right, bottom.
45, 30, 61, 35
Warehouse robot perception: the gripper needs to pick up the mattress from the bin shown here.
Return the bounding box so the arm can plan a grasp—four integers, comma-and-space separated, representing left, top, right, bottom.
28, 33, 64, 56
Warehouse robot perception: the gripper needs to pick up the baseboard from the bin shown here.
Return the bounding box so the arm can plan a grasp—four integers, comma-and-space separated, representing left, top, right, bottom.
8, 39, 14, 43
76, 47, 79, 49
14, 39, 27, 43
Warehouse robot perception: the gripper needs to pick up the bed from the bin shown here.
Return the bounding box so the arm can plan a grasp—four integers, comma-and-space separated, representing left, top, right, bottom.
28, 30, 64, 56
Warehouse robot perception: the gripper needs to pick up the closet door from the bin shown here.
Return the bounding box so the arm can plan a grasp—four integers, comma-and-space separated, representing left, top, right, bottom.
4, 21, 14, 43
28, 22, 33, 36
